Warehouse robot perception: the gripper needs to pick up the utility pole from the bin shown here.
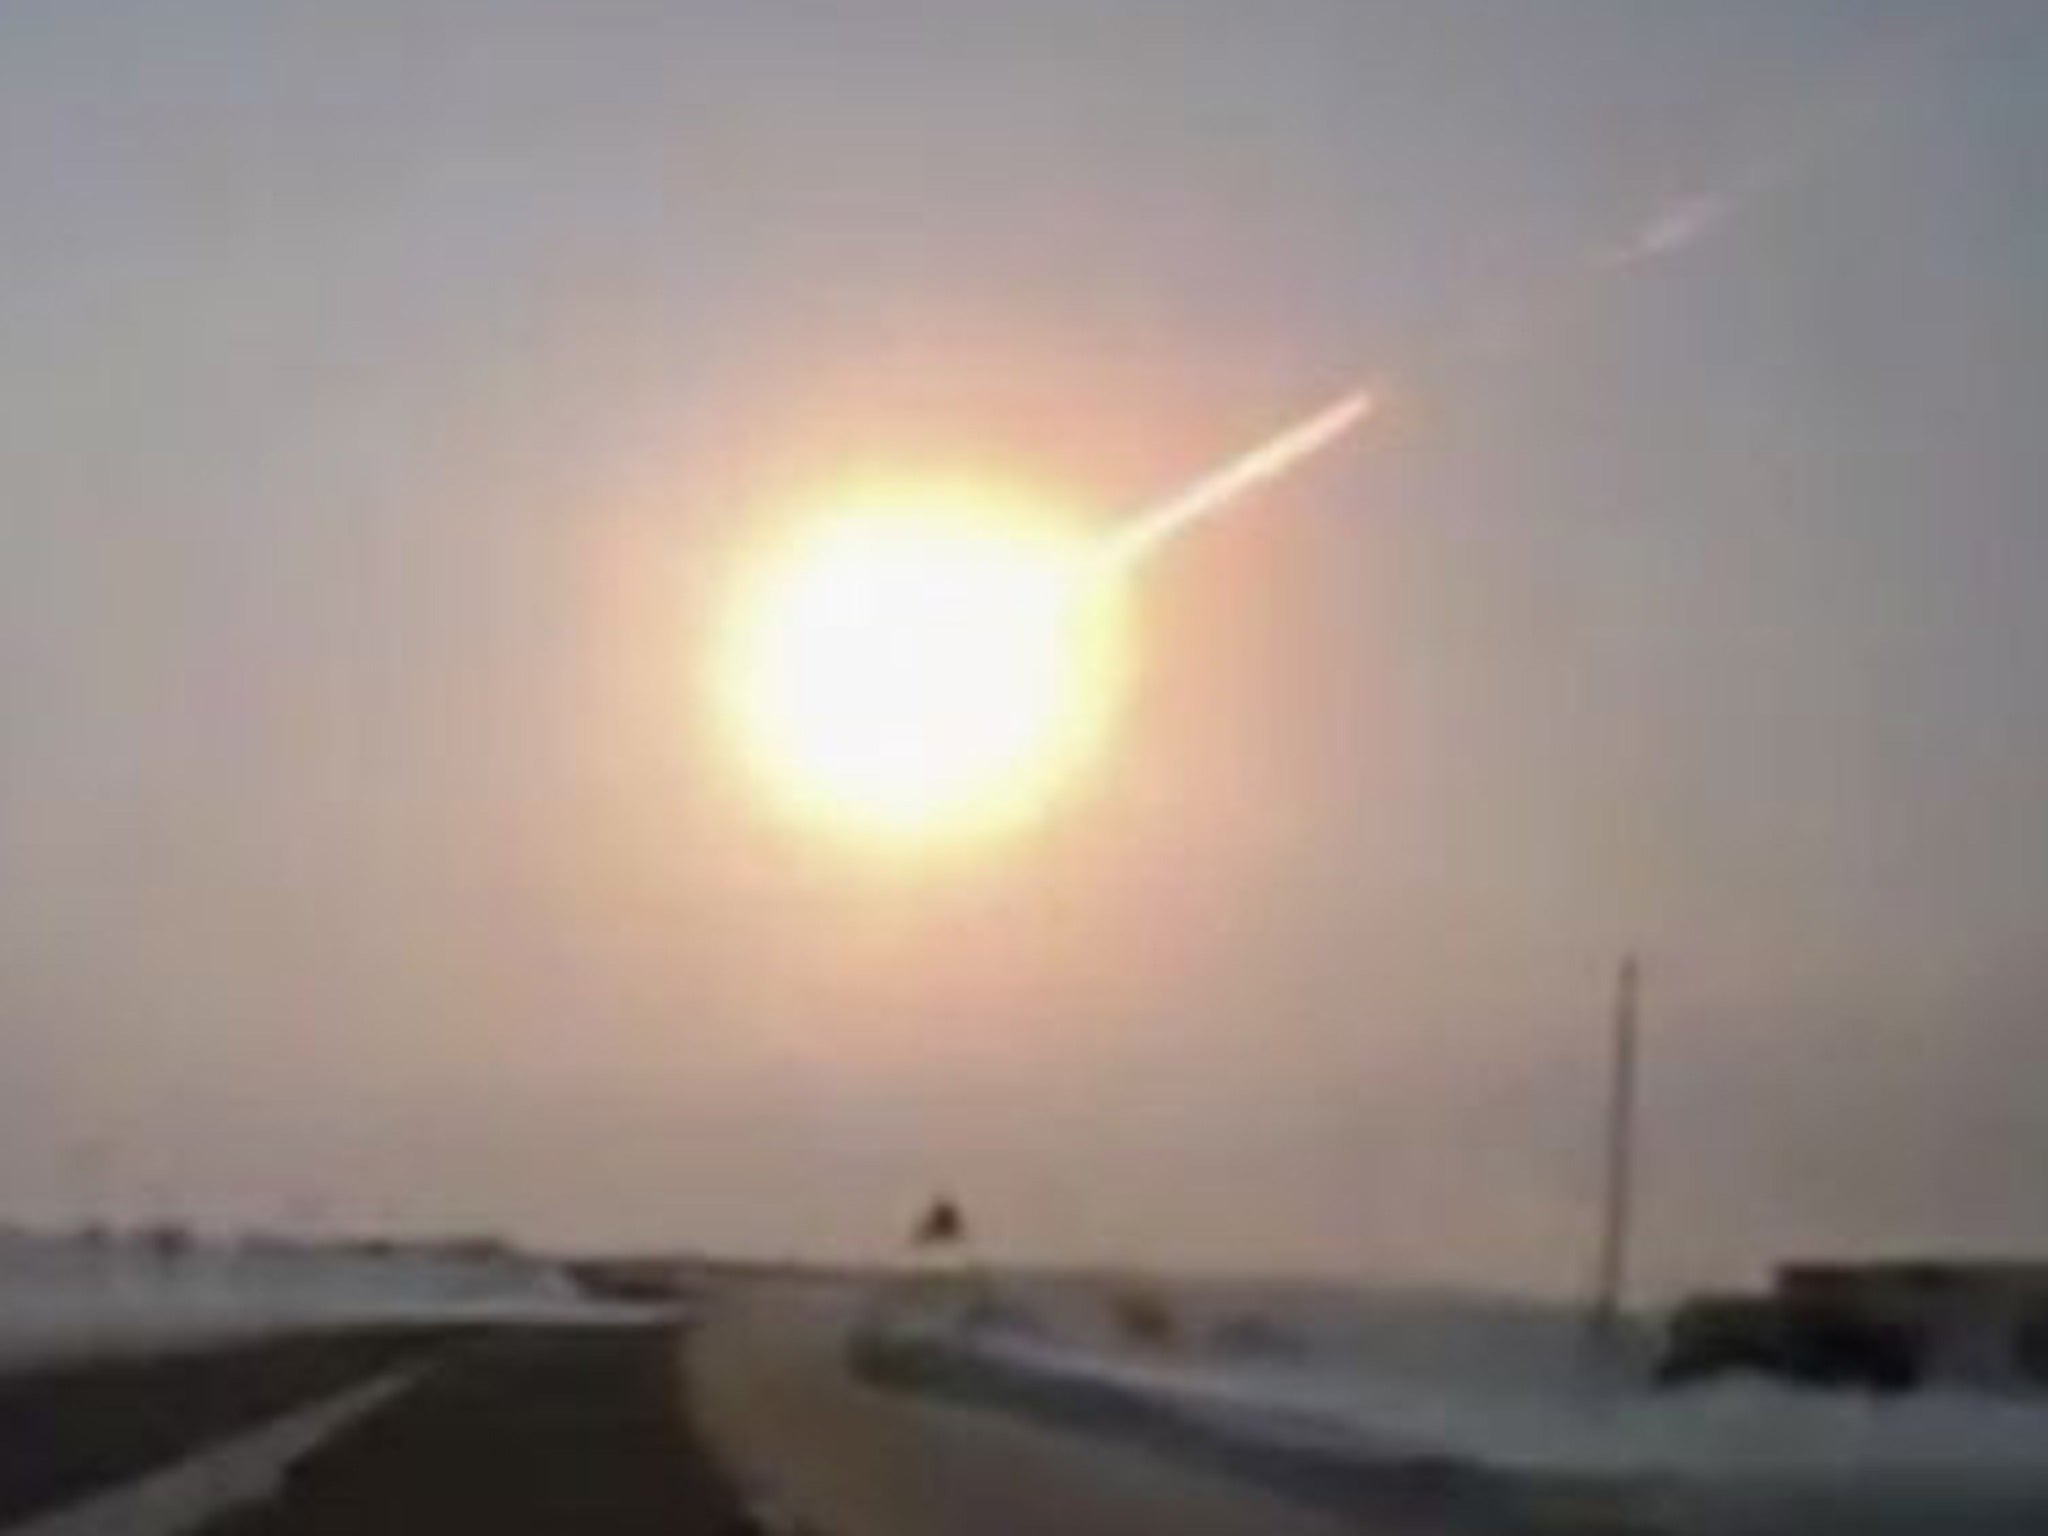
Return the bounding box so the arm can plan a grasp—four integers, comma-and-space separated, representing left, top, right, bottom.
1587, 954, 1641, 1366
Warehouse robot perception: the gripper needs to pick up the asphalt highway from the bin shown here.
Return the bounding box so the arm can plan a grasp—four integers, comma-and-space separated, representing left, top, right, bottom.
690, 1287, 1363, 1536
0, 1298, 1526, 1536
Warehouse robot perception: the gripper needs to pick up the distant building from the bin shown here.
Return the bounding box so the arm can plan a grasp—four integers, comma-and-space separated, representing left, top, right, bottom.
1778, 1260, 2048, 1386
1664, 1259, 2048, 1392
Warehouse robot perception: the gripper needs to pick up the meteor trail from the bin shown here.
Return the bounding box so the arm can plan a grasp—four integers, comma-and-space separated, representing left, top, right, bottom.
1101, 388, 1379, 571
1089, 19, 1946, 578
1601, 192, 1732, 268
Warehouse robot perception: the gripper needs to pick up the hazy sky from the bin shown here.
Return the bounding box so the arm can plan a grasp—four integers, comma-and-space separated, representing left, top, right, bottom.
2, 1, 2045, 1295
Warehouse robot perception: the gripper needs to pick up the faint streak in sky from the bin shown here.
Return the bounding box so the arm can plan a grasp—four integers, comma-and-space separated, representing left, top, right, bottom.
1092, 23, 1959, 575
1600, 193, 1735, 269
1103, 389, 1380, 570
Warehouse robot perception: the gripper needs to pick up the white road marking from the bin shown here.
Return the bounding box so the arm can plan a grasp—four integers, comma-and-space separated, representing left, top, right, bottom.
4, 1365, 422, 1536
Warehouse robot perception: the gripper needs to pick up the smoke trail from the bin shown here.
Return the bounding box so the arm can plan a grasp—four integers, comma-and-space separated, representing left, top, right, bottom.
1101, 389, 1380, 571
1600, 193, 1733, 269
1092, 19, 1962, 574
1093, 107, 1804, 574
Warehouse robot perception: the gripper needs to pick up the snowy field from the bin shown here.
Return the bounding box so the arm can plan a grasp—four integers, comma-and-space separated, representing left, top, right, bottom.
0, 1228, 621, 1375
860, 1273, 2048, 1532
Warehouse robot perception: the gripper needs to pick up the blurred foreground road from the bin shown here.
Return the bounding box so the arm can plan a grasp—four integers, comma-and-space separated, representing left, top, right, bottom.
690, 1285, 1358, 1536
0, 1326, 745, 1536
204, 1325, 740, 1536
5, 1298, 1425, 1535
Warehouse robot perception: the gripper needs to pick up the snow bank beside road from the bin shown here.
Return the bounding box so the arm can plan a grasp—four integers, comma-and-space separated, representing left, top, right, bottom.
0, 1229, 608, 1374
857, 1285, 2048, 1532
981, 1334, 2048, 1481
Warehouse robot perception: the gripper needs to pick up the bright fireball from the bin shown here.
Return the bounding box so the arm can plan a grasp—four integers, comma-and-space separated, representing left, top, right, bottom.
715, 488, 1129, 845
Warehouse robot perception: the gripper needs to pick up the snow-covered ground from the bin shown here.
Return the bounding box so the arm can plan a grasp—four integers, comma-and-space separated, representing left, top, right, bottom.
967, 1326, 2048, 1479
0, 1228, 620, 1375
864, 1274, 2048, 1529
